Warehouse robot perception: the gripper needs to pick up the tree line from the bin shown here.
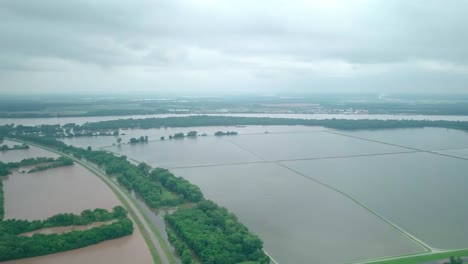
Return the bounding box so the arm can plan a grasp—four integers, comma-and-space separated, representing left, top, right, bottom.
3, 116, 468, 141
166, 200, 270, 264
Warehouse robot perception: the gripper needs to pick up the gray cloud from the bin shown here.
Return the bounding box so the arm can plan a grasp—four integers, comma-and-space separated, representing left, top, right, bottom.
1, 0, 468, 95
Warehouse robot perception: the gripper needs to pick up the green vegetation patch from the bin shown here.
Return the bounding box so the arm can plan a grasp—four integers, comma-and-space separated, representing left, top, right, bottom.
0, 206, 133, 262
166, 200, 270, 264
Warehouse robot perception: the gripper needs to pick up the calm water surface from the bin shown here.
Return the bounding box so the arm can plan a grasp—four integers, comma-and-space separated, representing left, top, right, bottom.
342, 127, 468, 150
173, 162, 424, 264
3, 165, 121, 220
62, 125, 326, 149
283, 152, 468, 249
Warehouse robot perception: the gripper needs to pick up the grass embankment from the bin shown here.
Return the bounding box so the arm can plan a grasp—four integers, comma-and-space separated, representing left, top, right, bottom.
365, 250, 468, 264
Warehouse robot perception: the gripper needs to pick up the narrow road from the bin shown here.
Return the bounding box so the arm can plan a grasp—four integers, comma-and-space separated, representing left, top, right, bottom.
75, 159, 172, 264
10, 139, 173, 264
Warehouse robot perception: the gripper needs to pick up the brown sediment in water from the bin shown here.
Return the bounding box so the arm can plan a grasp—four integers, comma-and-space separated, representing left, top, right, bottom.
3, 165, 121, 220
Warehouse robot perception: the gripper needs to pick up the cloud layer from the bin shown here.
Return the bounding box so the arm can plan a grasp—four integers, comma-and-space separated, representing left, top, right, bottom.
1, 0, 468, 95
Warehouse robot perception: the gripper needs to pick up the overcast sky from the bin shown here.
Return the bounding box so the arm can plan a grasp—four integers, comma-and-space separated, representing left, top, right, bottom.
1, 0, 468, 95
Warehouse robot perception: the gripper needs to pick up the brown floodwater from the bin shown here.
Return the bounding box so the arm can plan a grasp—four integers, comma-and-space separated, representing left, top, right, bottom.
3, 165, 121, 220
0, 140, 59, 163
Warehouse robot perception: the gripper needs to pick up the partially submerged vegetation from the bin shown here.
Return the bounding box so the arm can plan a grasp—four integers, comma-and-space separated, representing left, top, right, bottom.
13, 134, 270, 263
0, 156, 74, 175
0, 152, 133, 262
0, 206, 133, 262
1, 143, 29, 151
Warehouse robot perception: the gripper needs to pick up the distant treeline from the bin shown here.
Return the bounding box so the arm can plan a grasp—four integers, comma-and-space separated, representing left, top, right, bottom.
0, 206, 133, 261
14, 135, 269, 263
2, 116, 468, 141
76, 116, 468, 131
0, 108, 169, 118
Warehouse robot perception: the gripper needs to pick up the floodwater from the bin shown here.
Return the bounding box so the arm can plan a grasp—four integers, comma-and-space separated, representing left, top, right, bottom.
62, 125, 327, 149
283, 152, 468, 250
341, 127, 468, 151
0, 140, 59, 163
2, 113, 468, 126
106, 136, 262, 168
227, 132, 411, 161
2, 147, 154, 264
105, 131, 411, 168
437, 147, 468, 159
3, 165, 121, 220
173, 163, 425, 264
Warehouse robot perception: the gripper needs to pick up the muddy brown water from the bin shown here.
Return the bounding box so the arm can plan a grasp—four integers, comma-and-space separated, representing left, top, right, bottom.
1, 147, 153, 264
0, 140, 59, 163
3, 165, 121, 220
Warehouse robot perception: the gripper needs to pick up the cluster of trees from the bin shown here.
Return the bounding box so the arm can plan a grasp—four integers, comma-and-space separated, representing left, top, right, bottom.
129, 136, 149, 144
0, 217, 133, 261
167, 227, 193, 264
0, 157, 73, 175
214, 131, 238, 136
149, 168, 203, 203
0, 176, 133, 263
0, 206, 128, 235
0, 143, 29, 151
27, 157, 74, 173
166, 200, 270, 264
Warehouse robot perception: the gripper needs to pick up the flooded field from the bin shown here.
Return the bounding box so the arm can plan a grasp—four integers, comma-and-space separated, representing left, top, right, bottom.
105, 130, 412, 169
283, 152, 468, 250
227, 132, 411, 161
437, 147, 468, 159
106, 136, 262, 168
342, 127, 468, 150
62, 125, 327, 149
3, 165, 121, 220
105, 126, 468, 263
173, 162, 424, 264
0, 140, 59, 163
